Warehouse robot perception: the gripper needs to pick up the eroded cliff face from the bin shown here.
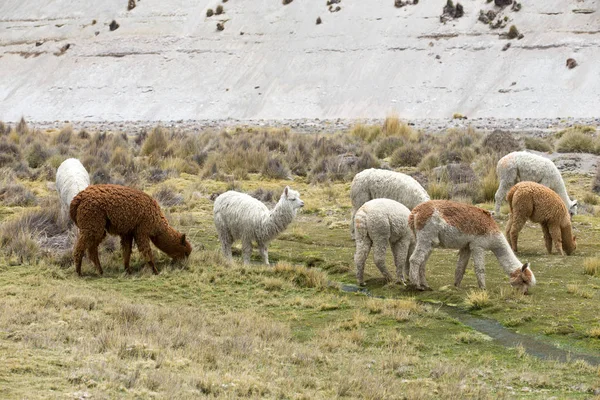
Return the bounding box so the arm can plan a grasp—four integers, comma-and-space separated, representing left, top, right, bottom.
1, 0, 598, 122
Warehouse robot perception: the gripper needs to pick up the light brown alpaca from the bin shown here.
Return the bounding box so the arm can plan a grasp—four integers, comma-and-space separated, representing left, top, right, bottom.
506, 181, 576, 255
408, 200, 536, 294
70, 184, 192, 276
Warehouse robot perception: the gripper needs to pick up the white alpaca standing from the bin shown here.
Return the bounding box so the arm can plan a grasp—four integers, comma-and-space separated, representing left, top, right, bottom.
408, 200, 536, 294
56, 158, 90, 222
354, 198, 415, 286
494, 151, 577, 217
213, 186, 304, 264
350, 168, 430, 238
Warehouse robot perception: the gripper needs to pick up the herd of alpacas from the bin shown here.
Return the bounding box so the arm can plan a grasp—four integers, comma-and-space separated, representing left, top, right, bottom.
57, 150, 581, 295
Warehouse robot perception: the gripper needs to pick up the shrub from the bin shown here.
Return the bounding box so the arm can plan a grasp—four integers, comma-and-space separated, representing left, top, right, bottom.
26, 142, 50, 168
153, 185, 184, 207
556, 130, 595, 153
428, 176, 451, 200
251, 188, 277, 203
417, 153, 440, 171
282, 0, 293, 4
55, 124, 73, 145
0, 121, 7, 135
316, 17, 322, 24
383, 115, 418, 141
142, 126, 168, 157
16, 117, 28, 135
351, 124, 381, 143
262, 157, 290, 179
390, 142, 428, 167
507, 25, 519, 39
215, 5, 224, 14
481, 130, 522, 156
593, 165, 600, 194
583, 192, 599, 205
355, 150, 381, 171
524, 137, 553, 153
375, 136, 403, 158
206, 8, 214, 17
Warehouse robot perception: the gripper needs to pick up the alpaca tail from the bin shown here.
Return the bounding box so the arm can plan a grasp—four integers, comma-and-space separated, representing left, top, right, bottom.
506, 185, 517, 213
69, 193, 83, 227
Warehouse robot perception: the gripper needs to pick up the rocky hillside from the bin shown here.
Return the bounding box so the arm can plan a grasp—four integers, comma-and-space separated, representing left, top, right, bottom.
0, 0, 598, 122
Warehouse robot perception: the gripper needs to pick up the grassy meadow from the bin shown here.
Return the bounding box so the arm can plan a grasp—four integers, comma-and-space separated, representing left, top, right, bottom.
1, 118, 600, 398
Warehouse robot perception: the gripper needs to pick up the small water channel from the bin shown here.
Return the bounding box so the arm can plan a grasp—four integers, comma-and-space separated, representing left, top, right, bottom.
337, 283, 600, 366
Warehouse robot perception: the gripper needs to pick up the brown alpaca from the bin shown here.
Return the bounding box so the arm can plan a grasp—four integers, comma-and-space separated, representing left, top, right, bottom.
70, 184, 192, 276
506, 181, 576, 255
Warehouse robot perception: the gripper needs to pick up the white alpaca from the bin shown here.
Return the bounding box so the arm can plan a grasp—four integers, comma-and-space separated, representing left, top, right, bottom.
354, 199, 415, 286
56, 158, 90, 222
213, 186, 304, 264
494, 151, 577, 217
350, 168, 430, 238
408, 200, 536, 294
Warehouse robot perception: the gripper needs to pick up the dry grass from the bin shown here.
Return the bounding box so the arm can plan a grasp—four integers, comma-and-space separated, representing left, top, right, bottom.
465, 290, 490, 309
583, 258, 600, 276
566, 284, 595, 299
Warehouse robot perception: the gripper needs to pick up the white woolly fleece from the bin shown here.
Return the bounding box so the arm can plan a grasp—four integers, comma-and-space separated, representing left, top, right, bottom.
56, 158, 90, 221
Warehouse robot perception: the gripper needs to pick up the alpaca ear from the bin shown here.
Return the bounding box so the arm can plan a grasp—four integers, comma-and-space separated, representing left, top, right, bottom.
521, 263, 530, 272
573, 200, 578, 206
181, 234, 186, 245
284, 186, 289, 197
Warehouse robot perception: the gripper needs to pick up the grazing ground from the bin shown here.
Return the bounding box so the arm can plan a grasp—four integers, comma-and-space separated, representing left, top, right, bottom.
1, 118, 600, 398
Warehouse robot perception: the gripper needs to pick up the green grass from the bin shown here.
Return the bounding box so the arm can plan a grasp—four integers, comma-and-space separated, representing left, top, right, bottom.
2, 123, 600, 398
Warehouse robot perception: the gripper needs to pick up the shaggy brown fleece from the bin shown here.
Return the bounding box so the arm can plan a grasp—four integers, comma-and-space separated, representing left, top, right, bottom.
70, 184, 192, 276
506, 181, 576, 255
409, 200, 499, 235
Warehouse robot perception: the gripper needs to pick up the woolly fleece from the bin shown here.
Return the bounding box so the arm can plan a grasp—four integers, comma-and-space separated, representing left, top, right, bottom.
55, 158, 90, 222
408, 200, 536, 294
506, 181, 576, 255
213, 186, 304, 265
350, 168, 430, 238
70, 184, 192, 275
495, 151, 577, 216
354, 198, 414, 286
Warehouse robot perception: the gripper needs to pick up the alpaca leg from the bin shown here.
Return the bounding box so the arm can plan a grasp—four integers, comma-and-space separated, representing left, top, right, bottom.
494, 179, 514, 214
404, 240, 416, 285
549, 224, 564, 256
350, 209, 356, 240
135, 233, 158, 274
454, 247, 471, 288
508, 215, 526, 253
409, 241, 433, 290
242, 239, 253, 265
87, 243, 104, 276
391, 238, 410, 284
121, 234, 134, 274
354, 235, 372, 286
372, 239, 393, 283
541, 223, 553, 254
73, 234, 88, 276
471, 247, 486, 289
258, 242, 269, 265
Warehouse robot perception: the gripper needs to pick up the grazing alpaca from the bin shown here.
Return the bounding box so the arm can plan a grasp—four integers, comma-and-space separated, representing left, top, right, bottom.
350, 168, 430, 238
56, 158, 90, 223
213, 186, 304, 264
354, 198, 415, 286
506, 182, 576, 255
494, 151, 577, 217
408, 200, 536, 294
70, 184, 192, 276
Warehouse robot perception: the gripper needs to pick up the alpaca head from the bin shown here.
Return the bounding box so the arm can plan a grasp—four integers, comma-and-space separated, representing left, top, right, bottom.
281, 186, 304, 211
564, 234, 577, 255
569, 200, 578, 219
509, 263, 536, 294
170, 233, 193, 260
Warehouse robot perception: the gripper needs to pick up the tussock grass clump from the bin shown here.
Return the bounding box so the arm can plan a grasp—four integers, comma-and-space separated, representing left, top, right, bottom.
0, 180, 36, 206
55, 125, 73, 145
583, 192, 599, 206
566, 284, 594, 299
16, 116, 28, 135
375, 136, 403, 158
381, 298, 421, 322
478, 167, 499, 202
142, 126, 168, 157
273, 262, 328, 289
351, 124, 381, 143
556, 129, 597, 154
524, 137, 553, 153
587, 328, 600, 339
26, 142, 51, 168
481, 130, 522, 156
262, 157, 290, 179
153, 185, 184, 207
390, 142, 428, 167
583, 257, 600, 276
465, 290, 490, 309
0, 120, 8, 135
454, 331, 486, 344
0, 140, 22, 167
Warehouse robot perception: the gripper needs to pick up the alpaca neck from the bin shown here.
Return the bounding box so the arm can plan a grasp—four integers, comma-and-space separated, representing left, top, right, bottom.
560, 223, 576, 255
151, 224, 180, 257
260, 198, 296, 242
489, 233, 522, 275
554, 184, 572, 208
